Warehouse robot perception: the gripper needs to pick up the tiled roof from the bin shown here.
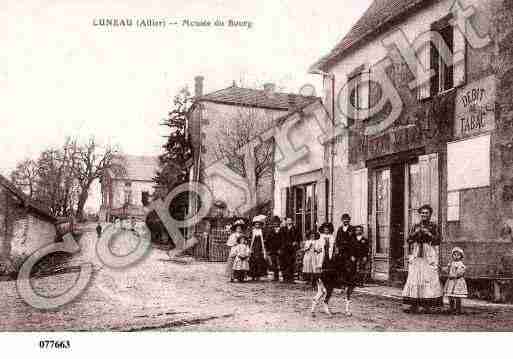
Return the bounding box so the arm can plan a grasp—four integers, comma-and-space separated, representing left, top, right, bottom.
113, 155, 159, 182
274, 98, 323, 127
197, 85, 319, 111
0, 174, 56, 221
310, 0, 435, 72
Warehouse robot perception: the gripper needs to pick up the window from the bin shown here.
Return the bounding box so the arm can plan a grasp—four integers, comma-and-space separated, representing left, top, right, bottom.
124, 182, 132, 206
287, 183, 318, 238
430, 16, 466, 96
349, 69, 370, 121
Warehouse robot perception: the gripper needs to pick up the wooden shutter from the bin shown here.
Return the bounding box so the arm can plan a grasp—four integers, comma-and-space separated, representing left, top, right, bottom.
453, 25, 466, 87
419, 154, 439, 222
285, 187, 294, 219
417, 42, 431, 100
351, 168, 369, 227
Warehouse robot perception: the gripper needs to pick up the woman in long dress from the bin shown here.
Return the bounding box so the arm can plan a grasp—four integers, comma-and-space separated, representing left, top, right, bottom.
226, 219, 246, 282
248, 215, 269, 281
402, 204, 443, 313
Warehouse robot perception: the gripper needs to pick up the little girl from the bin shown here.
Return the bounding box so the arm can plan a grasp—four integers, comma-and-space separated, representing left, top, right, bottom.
311, 223, 336, 317
230, 237, 250, 282
302, 231, 318, 286
444, 247, 468, 314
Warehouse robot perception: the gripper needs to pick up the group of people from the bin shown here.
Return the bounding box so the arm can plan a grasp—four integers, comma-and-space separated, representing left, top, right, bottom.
225, 204, 469, 317
225, 213, 370, 316
402, 204, 468, 315
226, 215, 302, 284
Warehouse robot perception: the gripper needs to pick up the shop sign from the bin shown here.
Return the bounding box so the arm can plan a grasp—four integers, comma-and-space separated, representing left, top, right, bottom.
454, 75, 496, 139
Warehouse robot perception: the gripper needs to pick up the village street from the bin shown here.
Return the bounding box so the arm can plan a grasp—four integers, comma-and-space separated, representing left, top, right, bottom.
2, 225, 513, 332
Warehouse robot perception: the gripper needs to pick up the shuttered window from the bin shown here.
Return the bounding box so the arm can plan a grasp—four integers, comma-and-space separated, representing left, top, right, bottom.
417, 41, 431, 100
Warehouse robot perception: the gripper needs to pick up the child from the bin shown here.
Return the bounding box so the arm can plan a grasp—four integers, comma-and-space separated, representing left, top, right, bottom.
444, 247, 468, 314
302, 231, 318, 286
341, 225, 369, 316
311, 222, 336, 317
230, 236, 250, 282
226, 219, 246, 282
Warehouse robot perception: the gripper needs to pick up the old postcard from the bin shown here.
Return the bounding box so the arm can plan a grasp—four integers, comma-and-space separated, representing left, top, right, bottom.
2, 0, 513, 346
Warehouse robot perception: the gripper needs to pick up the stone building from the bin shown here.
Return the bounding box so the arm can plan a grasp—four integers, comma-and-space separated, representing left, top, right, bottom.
308, 0, 513, 291
0, 174, 57, 273
188, 76, 318, 217
272, 99, 331, 239
99, 155, 159, 221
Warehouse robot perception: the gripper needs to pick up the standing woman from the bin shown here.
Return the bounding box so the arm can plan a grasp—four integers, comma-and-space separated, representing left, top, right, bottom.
249, 215, 269, 281
402, 204, 443, 314
226, 219, 246, 282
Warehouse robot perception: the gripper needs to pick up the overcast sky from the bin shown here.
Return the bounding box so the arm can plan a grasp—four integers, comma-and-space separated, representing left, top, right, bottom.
1, 0, 372, 210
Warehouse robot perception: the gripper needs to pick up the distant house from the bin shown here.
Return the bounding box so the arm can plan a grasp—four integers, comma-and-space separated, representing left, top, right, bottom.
0, 174, 57, 273
99, 155, 159, 222
188, 76, 319, 216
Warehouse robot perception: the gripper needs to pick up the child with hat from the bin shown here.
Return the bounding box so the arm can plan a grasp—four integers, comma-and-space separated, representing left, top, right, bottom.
444, 247, 468, 314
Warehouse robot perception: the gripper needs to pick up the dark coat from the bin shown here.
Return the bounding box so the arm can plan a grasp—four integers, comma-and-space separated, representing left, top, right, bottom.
335, 225, 356, 260
279, 226, 301, 255
265, 228, 281, 255
321, 237, 340, 273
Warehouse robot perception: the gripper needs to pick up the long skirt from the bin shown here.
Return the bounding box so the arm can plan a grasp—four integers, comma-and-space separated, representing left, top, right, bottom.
302, 251, 315, 274
249, 255, 268, 279
225, 256, 235, 278
402, 257, 443, 307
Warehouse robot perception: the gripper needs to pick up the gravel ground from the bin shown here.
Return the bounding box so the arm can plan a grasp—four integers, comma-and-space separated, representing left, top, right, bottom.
2, 227, 513, 331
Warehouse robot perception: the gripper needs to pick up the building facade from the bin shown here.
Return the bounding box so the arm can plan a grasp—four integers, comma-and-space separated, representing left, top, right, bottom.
0, 175, 57, 274
188, 76, 318, 217
272, 99, 333, 239
99, 155, 159, 221
310, 0, 513, 286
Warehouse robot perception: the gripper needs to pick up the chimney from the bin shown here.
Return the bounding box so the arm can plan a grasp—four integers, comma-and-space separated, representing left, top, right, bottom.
263, 82, 275, 94
194, 76, 204, 98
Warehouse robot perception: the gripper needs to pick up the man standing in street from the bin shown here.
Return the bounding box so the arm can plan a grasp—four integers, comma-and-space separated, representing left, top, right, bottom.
279, 218, 301, 283
96, 222, 102, 238
265, 216, 282, 281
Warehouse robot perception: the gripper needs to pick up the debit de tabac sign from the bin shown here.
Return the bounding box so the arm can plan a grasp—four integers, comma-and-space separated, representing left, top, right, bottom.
454, 75, 496, 139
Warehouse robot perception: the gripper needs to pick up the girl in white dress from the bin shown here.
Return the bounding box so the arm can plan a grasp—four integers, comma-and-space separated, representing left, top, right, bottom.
230, 237, 250, 282
302, 231, 318, 286
444, 247, 468, 314
226, 219, 246, 282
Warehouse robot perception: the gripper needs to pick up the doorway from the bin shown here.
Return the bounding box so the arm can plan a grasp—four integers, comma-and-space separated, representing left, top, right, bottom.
371, 156, 434, 281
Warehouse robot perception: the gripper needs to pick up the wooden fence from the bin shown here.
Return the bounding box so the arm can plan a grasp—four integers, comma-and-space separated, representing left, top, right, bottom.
191, 220, 230, 262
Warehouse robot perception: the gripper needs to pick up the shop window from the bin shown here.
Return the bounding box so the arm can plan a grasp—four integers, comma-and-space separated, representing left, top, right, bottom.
447, 135, 490, 191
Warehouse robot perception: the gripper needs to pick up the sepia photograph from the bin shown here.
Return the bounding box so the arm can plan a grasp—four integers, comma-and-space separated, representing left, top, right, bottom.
2, 0, 513, 352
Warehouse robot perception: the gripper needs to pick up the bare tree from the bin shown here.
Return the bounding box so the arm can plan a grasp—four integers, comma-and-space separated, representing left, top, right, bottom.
10, 159, 38, 198
72, 137, 126, 221
212, 106, 275, 209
